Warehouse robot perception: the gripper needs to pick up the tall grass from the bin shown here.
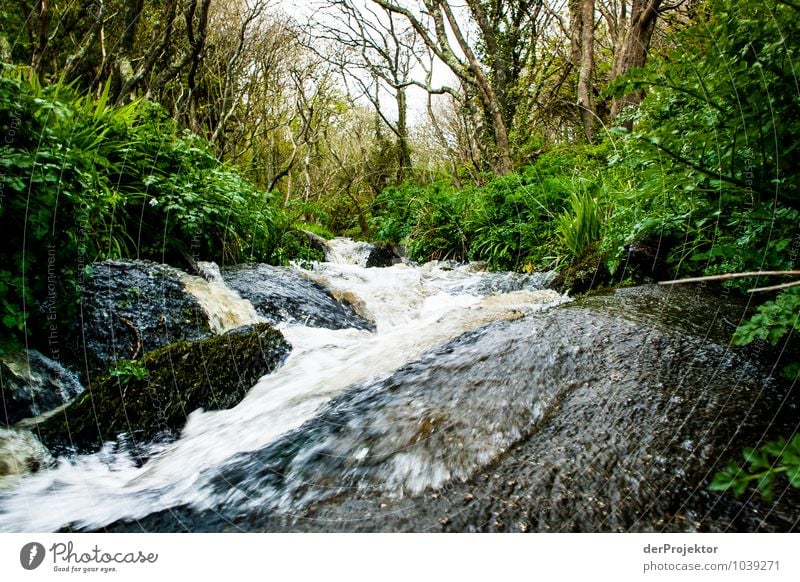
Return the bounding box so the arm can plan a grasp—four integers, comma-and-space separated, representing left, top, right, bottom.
555, 192, 602, 259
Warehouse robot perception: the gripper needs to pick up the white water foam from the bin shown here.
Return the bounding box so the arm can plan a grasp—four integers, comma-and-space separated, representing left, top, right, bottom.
0, 239, 566, 531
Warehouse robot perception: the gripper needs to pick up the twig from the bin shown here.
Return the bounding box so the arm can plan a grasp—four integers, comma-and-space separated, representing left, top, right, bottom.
748, 280, 800, 293
119, 316, 142, 359
659, 271, 800, 285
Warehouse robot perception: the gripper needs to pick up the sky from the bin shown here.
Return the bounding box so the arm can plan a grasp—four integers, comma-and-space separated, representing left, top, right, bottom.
275, 0, 457, 125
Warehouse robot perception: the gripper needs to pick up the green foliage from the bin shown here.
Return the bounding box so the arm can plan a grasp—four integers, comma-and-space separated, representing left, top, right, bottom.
407, 182, 470, 263
733, 287, 800, 347
710, 435, 800, 502
370, 148, 619, 270
109, 359, 150, 384
299, 221, 335, 240
555, 192, 602, 259
371, 181, 468, 262
465, 166, 564, 270
0, 65, 313, 345
605, 0, 800, 281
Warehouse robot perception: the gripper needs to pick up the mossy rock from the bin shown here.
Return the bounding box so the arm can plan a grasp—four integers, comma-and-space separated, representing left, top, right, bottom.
548, 247, 611, 295
60, 260, 213, 383
35, 323, 290, 453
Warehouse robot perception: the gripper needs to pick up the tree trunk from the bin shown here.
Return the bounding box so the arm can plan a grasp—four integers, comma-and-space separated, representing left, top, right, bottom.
371, 0, 513, 174
574, 0, 596, 143
113, 0, 145, 100
396, 85, 412, 182
611, 0, 662, 120
488, 99, 513, 174
30, 0, 49, 75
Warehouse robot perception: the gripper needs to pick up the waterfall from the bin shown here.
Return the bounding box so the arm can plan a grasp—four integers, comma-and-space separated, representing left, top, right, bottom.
323, 237, 377, 267
179, 262, 264, 333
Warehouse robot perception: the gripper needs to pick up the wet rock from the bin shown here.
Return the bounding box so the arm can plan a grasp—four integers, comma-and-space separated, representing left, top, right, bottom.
302, 231, 330, 256
0, 428, 52, 488
63, 260, 211, 381
36, 323, 290, 454
222, 264, 375, 331
447, 270, 555, 295
105, 285, 794, 532
1, 350, 84, 425
616, 234, 679, 282
365, 243, 403, 268
548, 247, 611, 295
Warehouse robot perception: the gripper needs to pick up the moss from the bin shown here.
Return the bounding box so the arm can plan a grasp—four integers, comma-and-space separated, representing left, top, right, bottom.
36, 323, 290, 453
548, 247, 612, 295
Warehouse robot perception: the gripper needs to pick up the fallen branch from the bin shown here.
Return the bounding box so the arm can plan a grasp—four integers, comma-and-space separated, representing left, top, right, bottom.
747, 280, 800, 293
659, 271, 800, 293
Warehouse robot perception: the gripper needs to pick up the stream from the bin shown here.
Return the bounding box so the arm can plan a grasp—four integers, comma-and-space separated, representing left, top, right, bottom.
1, 239, 794, 532
0, 239, 570, 532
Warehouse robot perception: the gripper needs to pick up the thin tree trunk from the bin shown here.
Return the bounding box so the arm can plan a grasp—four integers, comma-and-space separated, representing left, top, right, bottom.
611, 0, 662, 120
578, 0, 596, 142
30, 0, 49, 75
372, 0, 513, 174
114, 0, 145, 98
396, 85, 412, 182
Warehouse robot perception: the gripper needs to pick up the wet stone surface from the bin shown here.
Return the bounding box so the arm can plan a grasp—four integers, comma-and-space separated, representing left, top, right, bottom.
222, 264, 375, 331
1, 350, 84, 425
100, 286, 796, 532
63, 260, 211, 381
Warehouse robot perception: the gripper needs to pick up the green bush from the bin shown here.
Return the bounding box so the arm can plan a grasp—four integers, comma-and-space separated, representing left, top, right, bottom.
370, 148, 618, 270
605, 0, 800, 281
0, 65, 312, 346
466, 169, 561, 270
371, 181, 470, 262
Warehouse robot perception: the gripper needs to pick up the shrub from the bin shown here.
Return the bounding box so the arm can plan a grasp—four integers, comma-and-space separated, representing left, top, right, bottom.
0, 65, 312, 347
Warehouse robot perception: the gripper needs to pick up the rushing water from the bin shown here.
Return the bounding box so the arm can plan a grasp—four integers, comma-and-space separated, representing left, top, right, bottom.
179, 262, 263, 333
0, 239, 566, 532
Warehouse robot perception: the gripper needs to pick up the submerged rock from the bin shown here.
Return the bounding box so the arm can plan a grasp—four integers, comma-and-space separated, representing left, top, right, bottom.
0, 428, 52, 488
37, 323, 290, 454
365, 243, 403, 268
222, 264, 375, 331
104, 285, 795, 532
1, 350, 84, 425
62, 260, 212, 381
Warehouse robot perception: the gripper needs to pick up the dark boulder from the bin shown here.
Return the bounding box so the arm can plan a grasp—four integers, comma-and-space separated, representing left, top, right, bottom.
365, 243, 403, 268
1, 350, 84, 425
36, 323, 290, 454
62, 260, 212, 381
616, 233, 679, 282
222, 264, 374, 331
104, 285, 796, 532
